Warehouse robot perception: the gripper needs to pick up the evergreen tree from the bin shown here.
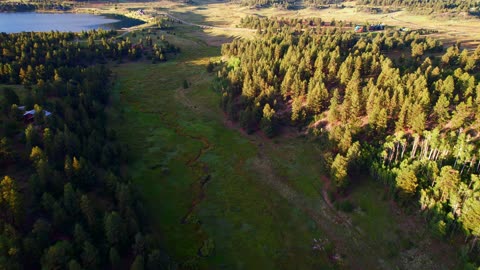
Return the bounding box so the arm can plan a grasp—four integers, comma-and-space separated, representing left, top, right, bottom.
331, 154, 349, 190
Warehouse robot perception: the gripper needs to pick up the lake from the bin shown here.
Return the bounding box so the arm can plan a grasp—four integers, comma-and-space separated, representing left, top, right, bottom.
0, 12, 130, 33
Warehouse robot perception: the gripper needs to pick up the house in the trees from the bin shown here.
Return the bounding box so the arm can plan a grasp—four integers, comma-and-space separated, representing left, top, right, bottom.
21, 108, 51, 124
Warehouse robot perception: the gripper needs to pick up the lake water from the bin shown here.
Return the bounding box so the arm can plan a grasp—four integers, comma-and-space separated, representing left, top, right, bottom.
0, 12, 122, 33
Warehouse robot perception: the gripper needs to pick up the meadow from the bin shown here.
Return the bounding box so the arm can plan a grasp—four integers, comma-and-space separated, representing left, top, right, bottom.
84, 0, 480, 49
111, 27, 334, 269
110, 21, 460, 269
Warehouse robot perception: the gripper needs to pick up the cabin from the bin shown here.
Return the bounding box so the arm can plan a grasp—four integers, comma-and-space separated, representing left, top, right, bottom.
22, 109, 52, 124
23, 110, 35, 123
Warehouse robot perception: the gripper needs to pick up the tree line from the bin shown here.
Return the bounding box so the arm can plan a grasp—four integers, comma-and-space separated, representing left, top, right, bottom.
0, 30, 179, 87
230, 0, 295, 9
357, 0, 480, 15
0, 2, 71, 12
239, 16, 351, 31
214, 16, 480, 268
0, 30, 178, 269
231, 0, 480, 14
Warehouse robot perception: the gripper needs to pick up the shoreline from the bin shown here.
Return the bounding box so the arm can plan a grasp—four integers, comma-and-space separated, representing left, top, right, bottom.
0, 9, 150, 33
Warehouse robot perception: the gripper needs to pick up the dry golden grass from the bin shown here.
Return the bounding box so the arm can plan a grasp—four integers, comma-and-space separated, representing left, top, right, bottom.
77, 1, 480, 49
83, 1, 480, 49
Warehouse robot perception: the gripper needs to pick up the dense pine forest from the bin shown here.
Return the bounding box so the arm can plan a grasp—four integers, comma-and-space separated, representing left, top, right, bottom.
357, 0, 480, 14
0, 30, 179, 269
232, 0, 341, 9
231, 0, 480, 13
216, 16, 480, 267
231, 0, 294, 9
0, 2, 72, 12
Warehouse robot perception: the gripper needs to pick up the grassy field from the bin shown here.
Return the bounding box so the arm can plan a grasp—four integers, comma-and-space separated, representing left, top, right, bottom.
110, 22, 462, 269
111, 26, 335, 269
82, 0, 480, 49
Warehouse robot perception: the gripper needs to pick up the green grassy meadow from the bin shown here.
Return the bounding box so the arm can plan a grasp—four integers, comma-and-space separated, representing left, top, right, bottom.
111, 25, 460, 270
111, 28, 334, 269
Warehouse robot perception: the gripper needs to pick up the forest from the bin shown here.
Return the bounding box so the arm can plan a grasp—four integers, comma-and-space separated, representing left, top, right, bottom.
0, 2, 72, 12
230, 0, 293, 9
0, 30, 179, 269
231, 0, 341, 9
230, 0, 480, 13
356, 0, 480, 14
216, 16, 480, 268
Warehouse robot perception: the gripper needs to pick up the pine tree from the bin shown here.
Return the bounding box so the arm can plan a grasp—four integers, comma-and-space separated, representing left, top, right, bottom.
63, 183, 78, 215
42, 241, 72, 270
104, 211, 125, 247
410, 104, 426, 134
0, 176, 22, 224
376, 108, 388, 132
306, 81, 327, 114
433, 94, 450, 126
80, 195, 96, 227
460, 196, 480, 238
74, 223, 88, 247
81, 241, 98, 269
434, 166, 460, 202
291, 96, 305, 124
260, 103, 276, 137
395, 167, 418, 202
331, 154, 349, 190
451, 102, 471, 130
327, 89, 340, 124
